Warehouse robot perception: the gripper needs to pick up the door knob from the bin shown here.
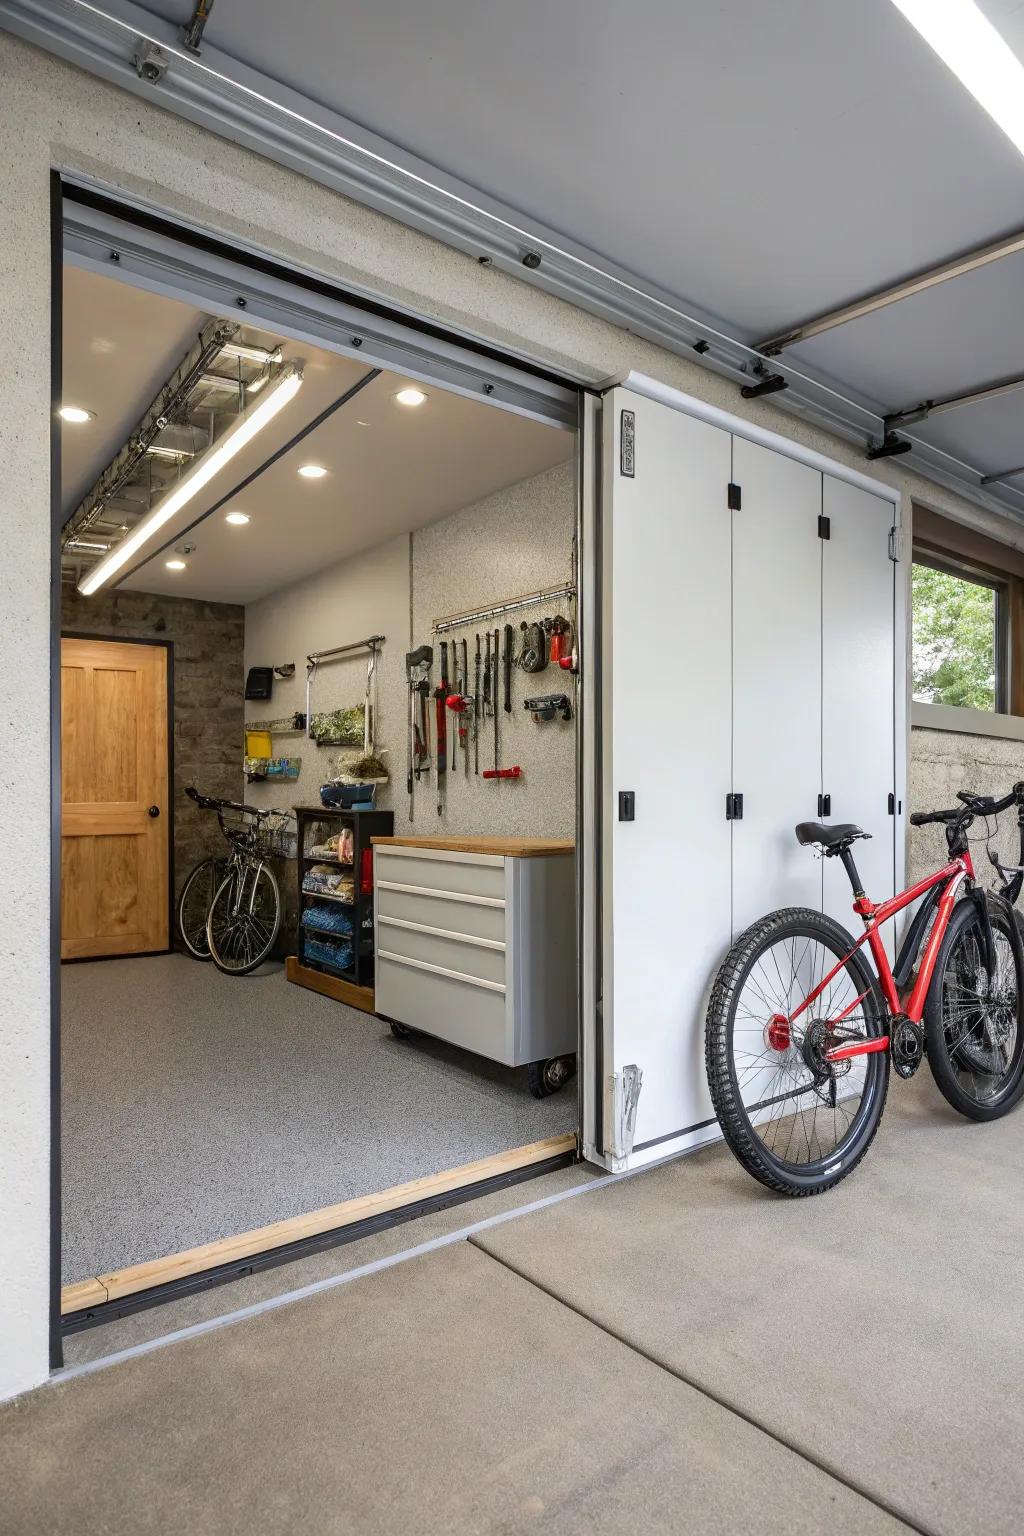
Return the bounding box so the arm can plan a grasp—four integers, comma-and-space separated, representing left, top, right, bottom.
148, 805, 161, 818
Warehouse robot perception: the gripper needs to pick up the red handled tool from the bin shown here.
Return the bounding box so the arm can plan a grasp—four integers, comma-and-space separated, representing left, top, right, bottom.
434, 640, 449, 815
446, 693, 472, 765
483, 766, 522, 780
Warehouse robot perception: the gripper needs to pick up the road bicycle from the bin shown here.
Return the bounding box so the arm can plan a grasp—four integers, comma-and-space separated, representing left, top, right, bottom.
176, 786, 293, 976
705, 785, 1024, 1195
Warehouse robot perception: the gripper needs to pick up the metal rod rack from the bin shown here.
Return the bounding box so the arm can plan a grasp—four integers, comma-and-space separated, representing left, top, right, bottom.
306, 636, 385, 668
306, 636, 386, 752
432, 584, 576, 634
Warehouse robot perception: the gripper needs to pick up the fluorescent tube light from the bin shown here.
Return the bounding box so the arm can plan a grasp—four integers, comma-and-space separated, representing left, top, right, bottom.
220, 341, 283, 365
146, 443, 195, 460
78, 366, 303, 595
890, 1, 1024, 156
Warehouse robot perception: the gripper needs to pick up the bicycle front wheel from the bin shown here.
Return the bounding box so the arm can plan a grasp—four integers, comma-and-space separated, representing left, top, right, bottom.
925, 894, 1024, 1120
705, 907, 889, 1196
206, 861, 281, 976
176, 857, 226, 960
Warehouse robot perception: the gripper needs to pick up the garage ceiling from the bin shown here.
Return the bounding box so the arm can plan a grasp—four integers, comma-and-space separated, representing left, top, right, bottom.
12, 0, 1024, 519
63, 266, 572, 604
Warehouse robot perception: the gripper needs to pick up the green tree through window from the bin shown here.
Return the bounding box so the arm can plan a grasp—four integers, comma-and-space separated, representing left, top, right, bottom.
912, 562, 999, 711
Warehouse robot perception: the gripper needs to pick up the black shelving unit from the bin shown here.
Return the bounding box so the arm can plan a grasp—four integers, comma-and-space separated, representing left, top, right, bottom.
293, 805, 394, 990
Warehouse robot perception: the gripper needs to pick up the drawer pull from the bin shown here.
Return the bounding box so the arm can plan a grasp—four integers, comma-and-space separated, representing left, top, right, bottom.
377, 950, 507, 994
377, 879, 505, 910
378, 915, 505, 952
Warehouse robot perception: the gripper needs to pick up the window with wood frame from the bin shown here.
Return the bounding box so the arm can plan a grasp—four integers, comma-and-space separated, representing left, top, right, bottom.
913, 506, 1024, 717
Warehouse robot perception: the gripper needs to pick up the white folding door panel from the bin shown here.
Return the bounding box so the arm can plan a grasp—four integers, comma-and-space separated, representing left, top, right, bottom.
731, 438, 823, 932
603, 389, 732, 1154
821, 476, 897, 945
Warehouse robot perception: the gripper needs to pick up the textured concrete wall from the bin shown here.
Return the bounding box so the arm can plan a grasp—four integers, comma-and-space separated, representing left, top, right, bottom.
0, 31, 1012, 1399
909, 726, 1024, 886
61, 588, 245, 905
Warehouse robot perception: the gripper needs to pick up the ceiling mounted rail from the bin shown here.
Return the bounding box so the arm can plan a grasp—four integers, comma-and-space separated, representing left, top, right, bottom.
982, 463, 1024, 487
756, 225, 1024, 357
8, 0, 1024, 527
884, 370, 1024, 433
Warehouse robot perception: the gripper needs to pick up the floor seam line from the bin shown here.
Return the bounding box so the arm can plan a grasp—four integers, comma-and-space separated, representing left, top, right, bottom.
468, 1237, 935, 1536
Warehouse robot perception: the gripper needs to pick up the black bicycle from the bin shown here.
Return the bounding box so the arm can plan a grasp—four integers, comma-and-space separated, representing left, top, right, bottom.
177, 787, 292, 975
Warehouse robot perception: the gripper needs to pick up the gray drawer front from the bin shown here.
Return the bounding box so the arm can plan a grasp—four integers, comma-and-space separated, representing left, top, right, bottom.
376, 883, 506, 943
374, 848, 505, 901
376, 954, 511, 1064
377, 916, 506, 986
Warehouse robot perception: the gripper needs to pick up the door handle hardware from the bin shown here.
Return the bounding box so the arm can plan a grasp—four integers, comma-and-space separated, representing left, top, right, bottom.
148, 805, 161, 818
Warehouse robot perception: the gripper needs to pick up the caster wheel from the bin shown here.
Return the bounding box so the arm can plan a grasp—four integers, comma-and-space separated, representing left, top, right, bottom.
528, 1054, 577, 1098
388, 1020, 417, 1040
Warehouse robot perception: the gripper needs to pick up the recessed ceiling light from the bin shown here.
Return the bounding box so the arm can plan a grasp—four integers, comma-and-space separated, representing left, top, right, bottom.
356, 419, 371, 427
225, 511, 250, 525
298, 463, 328, 479
59, 405, 95, 424
165, 558, 187, 571
395, 387, 427, 407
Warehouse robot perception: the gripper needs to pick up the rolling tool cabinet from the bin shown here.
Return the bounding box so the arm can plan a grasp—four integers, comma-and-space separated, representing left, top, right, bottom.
372, 836, 576, 1080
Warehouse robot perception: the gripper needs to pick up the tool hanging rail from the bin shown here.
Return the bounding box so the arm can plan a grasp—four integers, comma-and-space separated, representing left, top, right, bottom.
432, 584, 576, 634
306, 635, 386, 751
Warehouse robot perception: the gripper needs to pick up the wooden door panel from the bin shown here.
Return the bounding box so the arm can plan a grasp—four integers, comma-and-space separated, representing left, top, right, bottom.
60, 638, 169, 960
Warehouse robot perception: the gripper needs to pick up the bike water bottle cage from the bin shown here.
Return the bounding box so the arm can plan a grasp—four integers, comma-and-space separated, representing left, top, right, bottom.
794, 822, 871, 856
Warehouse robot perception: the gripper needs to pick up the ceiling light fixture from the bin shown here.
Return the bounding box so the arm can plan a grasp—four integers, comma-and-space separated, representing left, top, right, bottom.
890, 0, 1024, 157
59, 405, 95, 424
246, 372, 270, 395
78, 365, 303, 596
165, 558, 187, 571
146, 443, 195, 460
298, 463, 328, 479
225, 511, 250, 525
395, 387, 427, 407
220, 341, 283, 365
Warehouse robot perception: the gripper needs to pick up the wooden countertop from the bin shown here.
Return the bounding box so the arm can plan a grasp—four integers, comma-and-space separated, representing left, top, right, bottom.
372, 835, 575, 858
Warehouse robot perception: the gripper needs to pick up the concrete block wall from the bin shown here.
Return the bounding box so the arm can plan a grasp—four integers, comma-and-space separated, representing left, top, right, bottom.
909, 725, 1024, 886
61, 588, 245, 903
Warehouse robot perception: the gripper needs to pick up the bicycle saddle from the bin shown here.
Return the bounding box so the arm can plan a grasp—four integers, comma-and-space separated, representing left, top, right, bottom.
794, 822, 870, 853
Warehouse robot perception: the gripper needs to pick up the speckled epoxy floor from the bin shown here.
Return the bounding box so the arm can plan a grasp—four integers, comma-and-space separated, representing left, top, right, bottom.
60, 954, 576, 1283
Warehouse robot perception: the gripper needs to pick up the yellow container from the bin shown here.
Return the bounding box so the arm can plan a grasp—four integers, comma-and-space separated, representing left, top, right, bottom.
245, 728, 273, 759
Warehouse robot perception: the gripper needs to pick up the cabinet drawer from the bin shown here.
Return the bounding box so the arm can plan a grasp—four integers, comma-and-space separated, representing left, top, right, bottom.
376, 883, 506, 944
374, 848, 506, 901
376, 954, 511, 1064
376, 915, 506, 986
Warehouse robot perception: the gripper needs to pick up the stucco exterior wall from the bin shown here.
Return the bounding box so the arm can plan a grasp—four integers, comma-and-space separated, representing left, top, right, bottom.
0, 31, 1014, 1400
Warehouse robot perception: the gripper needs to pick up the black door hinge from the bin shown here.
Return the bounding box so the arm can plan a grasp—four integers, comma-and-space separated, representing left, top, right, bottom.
727, 482, 742, 510
618, 790, 636, 822
818, 792, 832, 817
620, 409, 635, 478
726, 792, 744, 820
888, 792, 901, 816
818, 514, 831, 540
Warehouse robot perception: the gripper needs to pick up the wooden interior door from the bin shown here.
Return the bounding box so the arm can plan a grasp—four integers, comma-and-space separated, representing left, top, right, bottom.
61, 637, 170, 960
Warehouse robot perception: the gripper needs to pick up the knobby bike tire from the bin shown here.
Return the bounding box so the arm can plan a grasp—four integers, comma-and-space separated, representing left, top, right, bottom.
705, 907, 890, 1196
206, 862, 282, 977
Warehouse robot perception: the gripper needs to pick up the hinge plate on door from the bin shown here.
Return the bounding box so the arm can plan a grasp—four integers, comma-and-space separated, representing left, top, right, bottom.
727, 482, 742, 510
888, 525, 903, 562
726, 792, 744, 820
620, 409, 635, 478
818, 514, 831, 540
818, 792, 832, 817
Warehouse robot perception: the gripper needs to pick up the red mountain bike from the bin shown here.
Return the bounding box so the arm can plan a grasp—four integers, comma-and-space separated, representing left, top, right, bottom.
705, 786, 1024, 1195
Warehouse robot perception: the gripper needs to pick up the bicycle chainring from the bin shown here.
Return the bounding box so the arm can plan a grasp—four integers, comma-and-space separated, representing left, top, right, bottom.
890, 1015, 924, 1080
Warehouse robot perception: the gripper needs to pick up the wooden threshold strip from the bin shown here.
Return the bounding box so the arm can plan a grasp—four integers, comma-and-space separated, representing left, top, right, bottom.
61, 1132, 576, 1314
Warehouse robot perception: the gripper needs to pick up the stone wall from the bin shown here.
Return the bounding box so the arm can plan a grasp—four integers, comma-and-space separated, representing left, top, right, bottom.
61, 587, 245, 903
909, 725, 1024, 885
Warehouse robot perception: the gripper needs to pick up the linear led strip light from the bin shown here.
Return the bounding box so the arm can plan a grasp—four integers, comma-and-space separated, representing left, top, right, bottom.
78, 365, 304, 595
891, 1, 1024, 156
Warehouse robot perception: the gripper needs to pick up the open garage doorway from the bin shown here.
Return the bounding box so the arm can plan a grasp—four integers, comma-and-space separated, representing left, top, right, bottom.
56, 195, 584, 1330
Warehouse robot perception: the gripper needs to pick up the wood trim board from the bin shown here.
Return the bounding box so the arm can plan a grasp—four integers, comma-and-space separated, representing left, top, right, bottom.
372, 836, 575, 857
286, 954, 376, 1013
60, 1133, 576, 1314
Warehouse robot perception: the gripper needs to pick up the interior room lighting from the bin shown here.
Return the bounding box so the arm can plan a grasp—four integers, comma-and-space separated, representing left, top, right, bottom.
395, 387, 427, 407
78, 365, 303, 595
298, 463, 328, 479
59, 405, 95, 423
891, 1, 1024, 158
165, 558, 187, 571
225, 511, 250, 525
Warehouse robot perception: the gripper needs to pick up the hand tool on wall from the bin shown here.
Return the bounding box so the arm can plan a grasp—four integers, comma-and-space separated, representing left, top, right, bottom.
405, 645, 433, 798
503, 624, 514, 714
483, 766, 522, 780
461, 638, 469, 775
524, 692, 573, 723
492, 628, 500, 771
518, 620, 547, 673
435, 640, 449, 815
483, 630, 492, 722
473, 633, 482, 775
447, 692, 471, 765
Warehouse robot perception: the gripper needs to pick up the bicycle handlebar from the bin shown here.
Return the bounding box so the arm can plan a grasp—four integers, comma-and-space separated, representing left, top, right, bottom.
184, 785, 290, 820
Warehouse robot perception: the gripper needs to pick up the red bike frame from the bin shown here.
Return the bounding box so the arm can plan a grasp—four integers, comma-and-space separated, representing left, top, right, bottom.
780, 851, 975, 1062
